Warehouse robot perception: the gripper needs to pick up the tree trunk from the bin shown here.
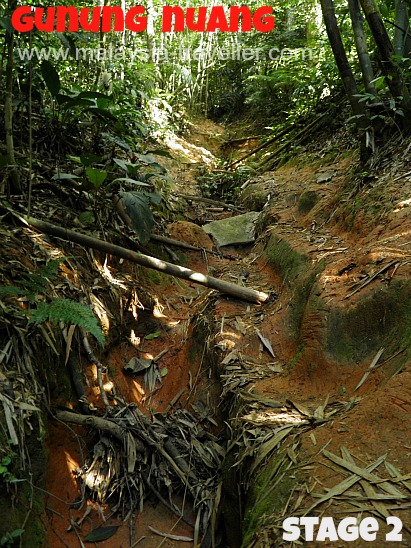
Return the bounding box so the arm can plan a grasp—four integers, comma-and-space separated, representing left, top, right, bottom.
359, 0, 411, 116
319, 0, 367, 122
4, 0, 21, 194
146, 0, 155, 64
394, 0, 409, 56
348, 0, 377, 97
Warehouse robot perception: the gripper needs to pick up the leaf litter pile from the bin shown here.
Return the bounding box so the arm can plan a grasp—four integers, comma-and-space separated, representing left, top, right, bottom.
0, 207, 229, 545
57, 406, 225, 545
228, 381, 411, 546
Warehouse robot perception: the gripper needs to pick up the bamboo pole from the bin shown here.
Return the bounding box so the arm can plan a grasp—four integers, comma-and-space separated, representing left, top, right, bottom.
226, 120, 301, 170
25, 217, 269, 304
258, 113, 328, 172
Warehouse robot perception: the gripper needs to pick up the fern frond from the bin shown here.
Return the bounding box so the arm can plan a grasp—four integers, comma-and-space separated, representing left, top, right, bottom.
36, 259, 64, 280
28, 299, 105, 346
23, 259, 64, 294
0, 286, 30, 297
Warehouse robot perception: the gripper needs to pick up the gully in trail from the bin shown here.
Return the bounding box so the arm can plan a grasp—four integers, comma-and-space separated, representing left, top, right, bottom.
45, 117, 274, 548
45, 116, 411, 547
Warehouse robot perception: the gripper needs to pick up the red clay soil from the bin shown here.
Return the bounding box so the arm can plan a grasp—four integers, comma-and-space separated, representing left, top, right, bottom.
45, 121, 411, 547
44, 224, 230, 546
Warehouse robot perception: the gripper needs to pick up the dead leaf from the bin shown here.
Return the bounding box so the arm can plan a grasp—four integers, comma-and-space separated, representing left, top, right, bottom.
124, 356, 153, 374
255, 328, 275, 358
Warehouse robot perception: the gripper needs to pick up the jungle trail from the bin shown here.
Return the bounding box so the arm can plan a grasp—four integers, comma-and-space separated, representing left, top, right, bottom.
11, 6, 276, 33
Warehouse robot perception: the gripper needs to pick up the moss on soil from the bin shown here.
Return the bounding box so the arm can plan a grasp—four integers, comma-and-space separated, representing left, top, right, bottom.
297, 190, 320, 214
327, 280, 411, 366
242, 451, 296, 547
0, 415, 48, 546
265, 236, 308, 284
265, 235, 324, 344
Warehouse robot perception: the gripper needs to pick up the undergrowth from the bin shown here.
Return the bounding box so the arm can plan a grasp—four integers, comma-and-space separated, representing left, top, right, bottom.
0, 259, 104, 346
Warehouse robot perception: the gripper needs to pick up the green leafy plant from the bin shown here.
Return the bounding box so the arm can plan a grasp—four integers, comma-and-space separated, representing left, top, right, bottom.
0, 452, 18, 483
0, 259, 62, 303
28, 299, 104, 346
0, 260, 104, 346
0, 529, 24, 547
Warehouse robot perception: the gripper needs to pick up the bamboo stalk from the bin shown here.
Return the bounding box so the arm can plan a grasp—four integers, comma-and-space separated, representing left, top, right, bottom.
227, 135, 266, 144
25, 216, 269, 304
258, 113, 328, 172
226, 121, 301, 170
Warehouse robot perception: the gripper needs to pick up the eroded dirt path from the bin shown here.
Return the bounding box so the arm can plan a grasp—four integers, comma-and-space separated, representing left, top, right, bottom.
45, 117, 411, 547
45, 117, 261, 548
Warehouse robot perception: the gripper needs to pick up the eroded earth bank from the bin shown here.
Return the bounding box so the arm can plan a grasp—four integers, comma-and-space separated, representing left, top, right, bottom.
2, 117, 411, 547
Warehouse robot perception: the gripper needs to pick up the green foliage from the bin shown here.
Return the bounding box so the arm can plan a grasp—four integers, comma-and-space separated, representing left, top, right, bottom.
0, 259, 62, 303
40, 60, 60, 97
119, 191, 154, 245
28, 299, 105, 346
0, 529, 25, 547
0, 452, 18, 483
198, 166, 252, 199
0, 260, 104, 346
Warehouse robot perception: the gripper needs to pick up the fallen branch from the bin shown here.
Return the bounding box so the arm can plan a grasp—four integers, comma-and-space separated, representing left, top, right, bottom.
148, 527, 193, 542
175, 193, 243, 212
67, 354, 90, 415
80, 327, 110, 410
226, 135, 266, 144
54, 409, 145, 452
344, 260, 398, 300
141, 471, 194, 527
150, 233, 200, 251
25, 216, 269, 304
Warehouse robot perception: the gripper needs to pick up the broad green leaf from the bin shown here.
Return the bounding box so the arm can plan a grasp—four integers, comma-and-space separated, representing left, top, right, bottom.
0, 16, 13, 34
85, 525, 119, 542
135, 153, 157, 164
142, 173, 174, 184
119, 191, 154, 245
102, 134, 131, 151
61, 98, 94, 109
78, 91, 112, 100
80, 154, 102, 166
113, 158, 129, 172
78, 211, 95, 224
56, 33, 77, 57
88, 107, 117, 121
66, 155, 81, 164
10, 529, 24, 539
41, 61, 60, 96
97, 98, 110, 109
112, 177, 151, 187
142, 191, 162, 205
147, 162, 167, 174
144, 331, 161, 340
52, 173, 80, 181
161, 367, 168, 377
86, 168, 107, 189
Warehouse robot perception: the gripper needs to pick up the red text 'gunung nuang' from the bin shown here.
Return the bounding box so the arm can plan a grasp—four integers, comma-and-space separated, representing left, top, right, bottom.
12, 6, 275, 33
